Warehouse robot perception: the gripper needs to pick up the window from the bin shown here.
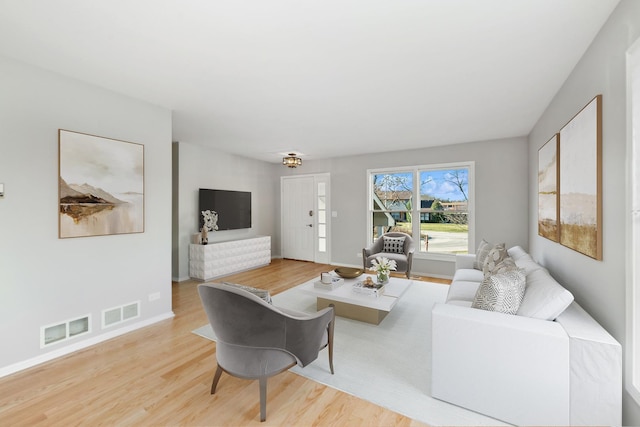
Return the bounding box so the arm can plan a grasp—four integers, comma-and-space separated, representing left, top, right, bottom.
368, 162, 474, 258
627, 38, 640, 405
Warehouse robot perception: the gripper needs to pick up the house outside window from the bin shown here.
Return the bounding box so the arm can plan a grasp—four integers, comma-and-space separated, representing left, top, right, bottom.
368, 162, 474, 259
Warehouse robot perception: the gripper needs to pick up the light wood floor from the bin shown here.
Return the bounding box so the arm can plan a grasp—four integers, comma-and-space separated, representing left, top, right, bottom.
0, 260, 450, 426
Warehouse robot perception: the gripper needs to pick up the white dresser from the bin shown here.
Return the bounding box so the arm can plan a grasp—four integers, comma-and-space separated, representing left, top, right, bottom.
189, 235, 271, 281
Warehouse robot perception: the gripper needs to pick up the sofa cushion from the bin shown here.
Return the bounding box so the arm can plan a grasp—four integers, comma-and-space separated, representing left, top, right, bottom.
382, 235, 405, 254
517, 269, 574, 320
453, 268, 483, 283
471, 269, 526, 315
446, 280, 480, 304
514, 257, 547, 275
506, 245, 529, 261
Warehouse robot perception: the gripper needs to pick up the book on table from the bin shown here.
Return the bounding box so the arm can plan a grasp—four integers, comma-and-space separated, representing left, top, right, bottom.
314, 277, 344, 290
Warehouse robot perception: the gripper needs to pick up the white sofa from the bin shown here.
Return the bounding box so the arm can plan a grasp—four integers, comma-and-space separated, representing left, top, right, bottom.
431, 246, 622, 426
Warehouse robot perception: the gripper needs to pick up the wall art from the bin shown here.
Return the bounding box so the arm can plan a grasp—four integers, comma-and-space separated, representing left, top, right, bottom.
538, 134, 559, 242
58, 129, 144, 238
559, 95, 602, 259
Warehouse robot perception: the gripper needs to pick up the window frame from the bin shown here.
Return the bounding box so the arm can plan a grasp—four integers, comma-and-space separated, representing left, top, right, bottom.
367, 161, 475, 262
626, 37, 640, 406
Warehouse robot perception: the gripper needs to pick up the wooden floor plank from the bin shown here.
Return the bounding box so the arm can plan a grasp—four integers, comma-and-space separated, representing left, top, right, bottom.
0, 259, 447, 426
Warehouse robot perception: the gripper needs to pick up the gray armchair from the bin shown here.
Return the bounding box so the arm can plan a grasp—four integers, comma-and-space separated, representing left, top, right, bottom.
197, 282, 335, 422
363, 232, 414, 278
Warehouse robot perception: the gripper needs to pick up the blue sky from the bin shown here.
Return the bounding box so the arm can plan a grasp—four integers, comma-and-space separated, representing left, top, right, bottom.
420, 169, 468, 201
374, 168, 468, 202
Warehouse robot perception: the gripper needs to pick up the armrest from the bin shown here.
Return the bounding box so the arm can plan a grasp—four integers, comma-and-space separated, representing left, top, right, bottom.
431, 303, 570, 426
282, 306, 335, 367
455, 253, 476, 270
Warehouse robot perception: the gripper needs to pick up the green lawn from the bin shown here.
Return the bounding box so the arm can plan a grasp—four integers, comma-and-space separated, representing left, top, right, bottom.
396, 222, 468, 233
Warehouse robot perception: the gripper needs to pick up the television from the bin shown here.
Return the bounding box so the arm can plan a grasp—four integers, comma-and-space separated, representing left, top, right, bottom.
199, 188, 252, 231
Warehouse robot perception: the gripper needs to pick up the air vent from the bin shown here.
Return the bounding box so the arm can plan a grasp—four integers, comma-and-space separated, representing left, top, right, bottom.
102, 301, 140, 329
123, 302, 139, 320
41, 314, 91, 347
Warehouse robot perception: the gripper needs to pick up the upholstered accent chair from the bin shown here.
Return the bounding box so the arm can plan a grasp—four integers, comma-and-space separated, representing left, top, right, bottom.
363, 232, 414, 278
197, 282, 335, 422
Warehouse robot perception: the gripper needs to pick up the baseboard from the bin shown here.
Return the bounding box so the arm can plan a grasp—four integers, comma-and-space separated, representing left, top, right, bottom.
172, 276, 191, 282
0, 311, 175, 379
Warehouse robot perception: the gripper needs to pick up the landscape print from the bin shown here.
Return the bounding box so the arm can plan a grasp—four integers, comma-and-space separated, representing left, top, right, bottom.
559, 95, 602, 259
59, 130, 144, 238
538, 134, 559, 242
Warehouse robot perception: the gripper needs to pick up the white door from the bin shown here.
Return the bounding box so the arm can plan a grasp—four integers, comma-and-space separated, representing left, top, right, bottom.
282, 176, 315, 261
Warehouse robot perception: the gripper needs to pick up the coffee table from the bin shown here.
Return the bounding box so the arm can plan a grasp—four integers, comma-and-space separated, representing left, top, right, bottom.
298, 274, 413, 324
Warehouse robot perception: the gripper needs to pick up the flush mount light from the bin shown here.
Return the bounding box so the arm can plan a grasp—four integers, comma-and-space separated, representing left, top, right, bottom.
282, 153, 302, 168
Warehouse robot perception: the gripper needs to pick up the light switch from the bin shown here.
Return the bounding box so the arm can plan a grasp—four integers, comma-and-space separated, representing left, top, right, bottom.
331, 211, 337, 217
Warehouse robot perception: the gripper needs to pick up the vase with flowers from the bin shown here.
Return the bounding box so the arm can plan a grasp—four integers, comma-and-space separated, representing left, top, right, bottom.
370, 256, 397, 284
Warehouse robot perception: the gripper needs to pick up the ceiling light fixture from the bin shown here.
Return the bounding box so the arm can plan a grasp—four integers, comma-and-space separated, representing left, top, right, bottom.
282, 153, 302, 168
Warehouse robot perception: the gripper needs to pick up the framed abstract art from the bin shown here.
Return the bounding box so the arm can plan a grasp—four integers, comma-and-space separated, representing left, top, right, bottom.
58, 129, 144, 238
538, 134, 559, 242
558, 95, 602, 260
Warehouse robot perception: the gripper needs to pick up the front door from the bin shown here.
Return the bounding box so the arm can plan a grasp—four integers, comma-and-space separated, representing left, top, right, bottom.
281, 176, 315, 261
281, 174, 331, 263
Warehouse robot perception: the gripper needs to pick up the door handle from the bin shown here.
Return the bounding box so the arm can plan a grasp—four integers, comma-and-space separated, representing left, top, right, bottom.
307, 224, 313, 227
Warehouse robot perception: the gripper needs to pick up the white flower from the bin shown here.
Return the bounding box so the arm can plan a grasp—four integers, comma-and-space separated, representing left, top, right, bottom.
370, 256, 397, 275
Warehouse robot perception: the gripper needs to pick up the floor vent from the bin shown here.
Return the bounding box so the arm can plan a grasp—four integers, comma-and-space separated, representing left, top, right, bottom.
41, 314, 91, 348
102, 301, 140, 329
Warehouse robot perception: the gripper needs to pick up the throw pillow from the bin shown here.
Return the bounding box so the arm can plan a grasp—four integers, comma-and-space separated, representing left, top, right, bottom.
483, 253, 516, 278
474, 239, 493, 269
222, 282, 272, 304
481, 243, 508, 275
383, 236, 406, 254
471, 268, 526, 315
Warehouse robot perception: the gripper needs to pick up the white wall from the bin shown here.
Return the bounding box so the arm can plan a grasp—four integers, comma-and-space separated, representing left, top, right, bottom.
174, 142, 279, 281
287, 136, 529, 277
528, 1, 640, 424
0, 56, 173, 374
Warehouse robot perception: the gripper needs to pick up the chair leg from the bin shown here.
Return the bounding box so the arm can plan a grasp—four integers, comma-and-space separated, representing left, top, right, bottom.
259, 377, 267, 422
328, 304, 335, 375
211, 365, 223, 395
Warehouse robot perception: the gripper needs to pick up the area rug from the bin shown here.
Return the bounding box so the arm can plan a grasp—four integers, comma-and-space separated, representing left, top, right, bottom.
193, 281, 508, 426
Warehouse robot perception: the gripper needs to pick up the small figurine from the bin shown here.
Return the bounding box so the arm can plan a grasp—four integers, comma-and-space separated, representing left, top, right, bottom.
201, 226, 208, 245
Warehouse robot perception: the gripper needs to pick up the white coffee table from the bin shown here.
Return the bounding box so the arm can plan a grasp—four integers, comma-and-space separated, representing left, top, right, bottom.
298, 274, 413, 324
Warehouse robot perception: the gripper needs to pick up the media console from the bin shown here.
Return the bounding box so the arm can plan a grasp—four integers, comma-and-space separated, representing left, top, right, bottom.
189, 235, 271, 281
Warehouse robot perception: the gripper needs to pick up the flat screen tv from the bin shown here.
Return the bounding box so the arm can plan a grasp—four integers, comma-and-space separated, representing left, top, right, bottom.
199, 188, 252, 231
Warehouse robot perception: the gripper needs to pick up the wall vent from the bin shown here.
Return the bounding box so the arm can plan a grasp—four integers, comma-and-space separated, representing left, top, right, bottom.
41, 314, 91, 348
102, 301, 140, 329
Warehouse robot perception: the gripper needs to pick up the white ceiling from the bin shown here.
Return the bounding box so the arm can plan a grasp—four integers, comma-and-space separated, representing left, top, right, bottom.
0, 0, 620, 163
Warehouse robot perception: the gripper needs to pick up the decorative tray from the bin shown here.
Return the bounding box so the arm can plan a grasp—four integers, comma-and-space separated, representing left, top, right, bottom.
352, 281, 385, 297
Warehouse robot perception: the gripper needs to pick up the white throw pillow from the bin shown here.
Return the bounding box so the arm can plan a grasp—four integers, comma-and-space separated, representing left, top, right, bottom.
472, 268, 526, 315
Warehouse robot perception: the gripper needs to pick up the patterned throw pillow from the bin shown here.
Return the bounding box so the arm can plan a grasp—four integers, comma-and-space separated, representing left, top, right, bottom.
471, 268, 526, 315
474, 239, 493, 269
383, 236, 406, 254
482, 243, 508, 275
222, 282, 272, 304
483, 256, 518, 278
